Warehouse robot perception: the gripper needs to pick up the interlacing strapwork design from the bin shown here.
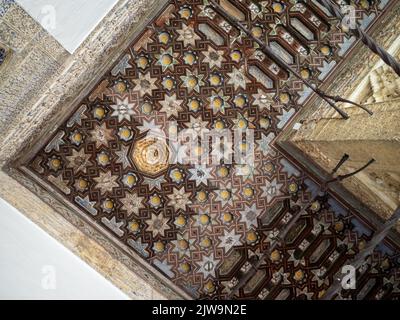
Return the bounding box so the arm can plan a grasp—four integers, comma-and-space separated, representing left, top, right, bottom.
28, 0, 400, 299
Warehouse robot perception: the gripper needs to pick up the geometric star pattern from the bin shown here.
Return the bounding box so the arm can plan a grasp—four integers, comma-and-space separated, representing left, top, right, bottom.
28, 0, 400, 299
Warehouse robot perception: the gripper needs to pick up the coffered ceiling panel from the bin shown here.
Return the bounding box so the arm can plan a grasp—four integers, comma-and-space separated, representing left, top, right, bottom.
23, 0, 400, 299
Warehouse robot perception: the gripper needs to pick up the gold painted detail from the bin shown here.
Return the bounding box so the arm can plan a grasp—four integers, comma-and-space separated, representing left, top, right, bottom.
131, 137, 170, 177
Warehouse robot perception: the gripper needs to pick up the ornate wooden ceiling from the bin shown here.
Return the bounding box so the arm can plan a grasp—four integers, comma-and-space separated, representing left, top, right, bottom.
23, 0, 400, 299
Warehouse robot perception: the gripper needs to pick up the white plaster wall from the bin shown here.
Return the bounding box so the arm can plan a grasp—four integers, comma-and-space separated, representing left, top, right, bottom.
0, 198, 128, 299
16, 0, 119, 53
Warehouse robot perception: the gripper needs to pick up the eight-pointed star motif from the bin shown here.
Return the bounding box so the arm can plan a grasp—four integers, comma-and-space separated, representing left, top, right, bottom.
65, 148, 92, 174
145, 212, 171, 237
137, 119, 163, 134
159, 93, 184, 119
133, 72, 158, 97
185, 115, 209, 135
238, 203, 263, 229
218, 228, 242, 253
171, 232, 195, 258
188, 164, 213, 187
227, 66, 251, 90
197, 252, 220, 279
215, 183, 238, 208
176, 23, 201, 47
155, 48, 178, 72
180, 70, 205, 93
253, 88, 274, 111
235, 163, 257, 181
93, 170, 119, 195
167, 187, 192, 211
89, 122, 115, 148
210, 138, 233, 164
261, 178, 283, 203
143, 176, 167, 191
208, 92, 230, 115
120, 191, 145, 215
202, 46, 226, 68
257, 132, 276, 156
110, 96, 136, 122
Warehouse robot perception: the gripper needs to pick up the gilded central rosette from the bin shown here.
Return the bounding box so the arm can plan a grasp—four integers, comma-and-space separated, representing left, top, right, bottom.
131, 136, 170, 177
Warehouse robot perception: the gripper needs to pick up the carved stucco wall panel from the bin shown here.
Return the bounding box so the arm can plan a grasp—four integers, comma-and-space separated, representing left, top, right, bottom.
0, 2, 70, 134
